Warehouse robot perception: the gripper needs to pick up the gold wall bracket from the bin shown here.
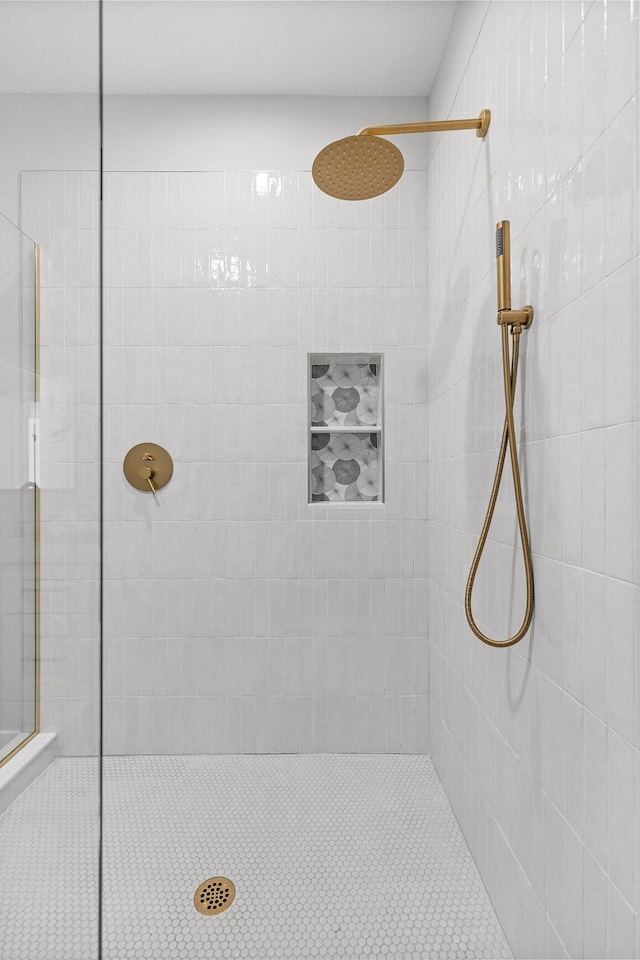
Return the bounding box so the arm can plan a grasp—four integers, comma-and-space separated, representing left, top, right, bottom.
498, 306, 534, 331
357, 109, 491, 140
123, 443, 173, 494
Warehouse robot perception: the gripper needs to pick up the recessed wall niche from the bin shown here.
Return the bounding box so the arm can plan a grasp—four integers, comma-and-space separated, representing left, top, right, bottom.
308, 354, 383, 503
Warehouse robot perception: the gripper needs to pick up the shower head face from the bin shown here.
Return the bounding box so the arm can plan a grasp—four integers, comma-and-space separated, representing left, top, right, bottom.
312, 135, 404, 201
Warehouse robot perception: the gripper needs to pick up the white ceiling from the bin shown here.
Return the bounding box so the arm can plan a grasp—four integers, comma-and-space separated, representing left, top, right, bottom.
0, 1, 456, 96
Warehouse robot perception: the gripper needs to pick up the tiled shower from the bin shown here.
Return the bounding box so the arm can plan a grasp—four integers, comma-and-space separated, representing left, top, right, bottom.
100, 167, 429, 757
0, 2, 638, 959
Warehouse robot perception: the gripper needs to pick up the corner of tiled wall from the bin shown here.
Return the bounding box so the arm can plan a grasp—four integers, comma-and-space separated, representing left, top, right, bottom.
426, 1, 639, 957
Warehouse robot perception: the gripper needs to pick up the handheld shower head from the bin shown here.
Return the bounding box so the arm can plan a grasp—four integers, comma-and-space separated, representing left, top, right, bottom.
496, 220, 511, 313
495, 220, 533, 330
465, 218, 535, 648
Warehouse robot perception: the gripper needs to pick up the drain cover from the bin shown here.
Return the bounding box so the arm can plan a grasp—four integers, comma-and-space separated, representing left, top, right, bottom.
194, 877, 235, 915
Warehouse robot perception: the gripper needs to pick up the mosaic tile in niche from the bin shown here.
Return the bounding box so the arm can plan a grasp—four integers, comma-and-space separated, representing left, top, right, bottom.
311, 362, 379, 427
311, 432, 380, 502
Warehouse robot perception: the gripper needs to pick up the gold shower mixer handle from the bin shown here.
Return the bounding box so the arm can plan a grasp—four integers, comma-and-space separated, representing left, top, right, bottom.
138, 466, 157, 494
123, 443, 173, 494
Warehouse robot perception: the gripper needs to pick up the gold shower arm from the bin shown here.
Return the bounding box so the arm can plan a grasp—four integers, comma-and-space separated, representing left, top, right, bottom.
357, 110, 491, 139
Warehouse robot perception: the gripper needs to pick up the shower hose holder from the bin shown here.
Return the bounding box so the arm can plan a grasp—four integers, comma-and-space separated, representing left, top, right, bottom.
497, 305, 534, 331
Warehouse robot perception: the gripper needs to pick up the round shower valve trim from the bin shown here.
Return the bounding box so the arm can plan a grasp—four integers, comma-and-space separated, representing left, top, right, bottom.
123, 443, 173, 494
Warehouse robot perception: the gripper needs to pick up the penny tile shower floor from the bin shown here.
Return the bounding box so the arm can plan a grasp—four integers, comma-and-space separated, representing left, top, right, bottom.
0, 755, 511, 960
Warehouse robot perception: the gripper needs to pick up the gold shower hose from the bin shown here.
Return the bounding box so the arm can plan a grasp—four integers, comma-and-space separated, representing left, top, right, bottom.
464, 321, 534, 647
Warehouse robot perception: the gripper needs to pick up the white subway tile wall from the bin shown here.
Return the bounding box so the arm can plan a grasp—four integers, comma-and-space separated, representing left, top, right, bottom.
101, 168, 429, 755
20, 170, 101, 757
426, 2, 639, 959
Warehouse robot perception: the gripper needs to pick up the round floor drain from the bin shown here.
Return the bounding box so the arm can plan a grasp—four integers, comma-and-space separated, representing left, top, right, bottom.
194, 877, 235, 916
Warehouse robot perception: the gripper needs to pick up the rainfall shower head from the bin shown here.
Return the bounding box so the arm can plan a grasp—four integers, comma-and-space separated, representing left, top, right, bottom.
312, 135, 404, 201
312, 110, 491, 201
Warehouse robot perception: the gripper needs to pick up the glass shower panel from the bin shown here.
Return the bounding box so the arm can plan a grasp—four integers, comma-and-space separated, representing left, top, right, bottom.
0, 215, 37, 763
0, 2, 102, 958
